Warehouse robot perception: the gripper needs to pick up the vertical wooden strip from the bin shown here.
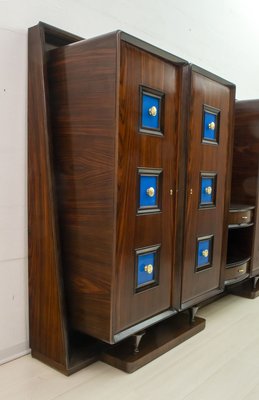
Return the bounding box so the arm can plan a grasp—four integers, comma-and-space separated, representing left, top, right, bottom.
28, 24, 68, 370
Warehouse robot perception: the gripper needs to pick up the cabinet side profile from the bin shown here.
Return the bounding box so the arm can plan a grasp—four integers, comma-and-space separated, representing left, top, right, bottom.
28, 22, 100, 375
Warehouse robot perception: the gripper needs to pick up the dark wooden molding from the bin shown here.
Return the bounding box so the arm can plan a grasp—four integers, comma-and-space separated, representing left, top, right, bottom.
119, 31, 188, 65
28, 22, 99, 374
191, 64, 235, 88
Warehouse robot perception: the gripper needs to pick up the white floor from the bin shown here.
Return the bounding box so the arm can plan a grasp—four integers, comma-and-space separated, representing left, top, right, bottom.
1, 294, 259, 400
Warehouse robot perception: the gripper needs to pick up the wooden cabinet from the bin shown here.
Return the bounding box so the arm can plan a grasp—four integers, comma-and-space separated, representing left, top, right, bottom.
181, 67, 235, 308
47, 31, 188, 344
226, 100, 259, 286
28, 22, 235, 374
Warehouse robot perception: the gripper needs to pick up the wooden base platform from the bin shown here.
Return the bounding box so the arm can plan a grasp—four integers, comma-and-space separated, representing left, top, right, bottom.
100, 313, 206, 373
227, 278, 259, 299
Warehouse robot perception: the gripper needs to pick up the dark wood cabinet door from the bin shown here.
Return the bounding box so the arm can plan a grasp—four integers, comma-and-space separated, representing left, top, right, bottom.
114, 42, 180, 332
181, 71, 233, 306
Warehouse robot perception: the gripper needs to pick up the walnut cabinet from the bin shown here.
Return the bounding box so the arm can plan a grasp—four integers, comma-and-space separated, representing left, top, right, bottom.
28, 22, 235, 374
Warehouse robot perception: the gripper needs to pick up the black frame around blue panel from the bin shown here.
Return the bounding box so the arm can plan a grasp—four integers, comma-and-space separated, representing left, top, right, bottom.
195, 235, 214, 272
199, 172, 217, 208
202, 104, 220, 144
137, 167, 163, 214
139, 86, 164, 136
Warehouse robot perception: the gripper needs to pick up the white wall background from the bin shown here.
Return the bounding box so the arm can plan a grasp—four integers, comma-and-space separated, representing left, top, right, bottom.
0, 0, 259, 364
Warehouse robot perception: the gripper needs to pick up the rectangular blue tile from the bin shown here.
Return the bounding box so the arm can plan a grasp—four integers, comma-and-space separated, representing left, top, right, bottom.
197, 239, 211, 268
141, 93, 160, 130
137, 252, 155, 286
200, 176, 214, 205
139, 175, 158, 208
203, 111, 217, 141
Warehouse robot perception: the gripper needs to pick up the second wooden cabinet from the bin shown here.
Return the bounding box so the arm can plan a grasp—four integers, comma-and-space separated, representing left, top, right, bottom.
181, 67, 235, 308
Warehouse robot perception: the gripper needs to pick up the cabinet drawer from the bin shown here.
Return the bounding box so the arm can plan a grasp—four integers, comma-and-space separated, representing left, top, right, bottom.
228, 208, 253, 225
225, 260, 249, 282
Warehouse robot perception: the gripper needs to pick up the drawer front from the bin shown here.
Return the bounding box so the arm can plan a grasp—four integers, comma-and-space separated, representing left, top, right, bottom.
225, 261, 249, 282
228, 209, 253, 225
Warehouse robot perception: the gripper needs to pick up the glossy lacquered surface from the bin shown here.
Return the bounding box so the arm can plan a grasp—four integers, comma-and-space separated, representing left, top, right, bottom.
47, 32, 186, 343
28, 23, 77, 372
115, 41, 182, 333
29, 22, 236, 375
181, 68, 235, 306
28, 22, 101, 375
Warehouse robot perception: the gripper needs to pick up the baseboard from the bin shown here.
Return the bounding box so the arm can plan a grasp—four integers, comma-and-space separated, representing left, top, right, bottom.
0, 342, 31, 365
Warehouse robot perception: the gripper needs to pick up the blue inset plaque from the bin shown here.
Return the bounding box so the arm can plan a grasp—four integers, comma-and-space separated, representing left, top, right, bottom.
137, 252, 155, 286
196, 236, 213, 271
141, 93, 160, 130
202, 106, 220, 144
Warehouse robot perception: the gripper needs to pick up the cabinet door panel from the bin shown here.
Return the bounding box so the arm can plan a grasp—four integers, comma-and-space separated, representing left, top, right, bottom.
181, 72, 232, 305
115, 42, 179, 332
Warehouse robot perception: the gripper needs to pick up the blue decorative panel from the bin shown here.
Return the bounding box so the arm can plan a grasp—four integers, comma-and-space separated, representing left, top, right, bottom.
197, 238, 211, 269
139, 175, 158, 208
137, 252, 155, 286
200, 176, 215, 206
141, 93, 160, 130
203, 111, 217, 141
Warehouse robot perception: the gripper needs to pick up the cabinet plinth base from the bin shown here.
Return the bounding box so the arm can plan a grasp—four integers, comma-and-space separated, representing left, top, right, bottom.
31, 332, 101, 376
100, 313, 206, 373
227, 278, 259, 299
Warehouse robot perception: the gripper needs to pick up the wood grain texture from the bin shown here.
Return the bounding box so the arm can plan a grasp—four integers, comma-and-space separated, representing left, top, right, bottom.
225, 261, 249, 283
28, 24, 69, 369
181, 69, 235, 306
228, 207, 254, 225
115, 41, 181, 332
172, 64, 191, 310
231, 100, 259, 277
48, 32, 118, 343
28, 22, 100, 375
47, 32, 186, 343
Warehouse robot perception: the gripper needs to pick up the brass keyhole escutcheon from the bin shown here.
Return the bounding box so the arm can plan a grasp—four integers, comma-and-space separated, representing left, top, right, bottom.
208, 121, 215, 130
144, 264, 153, 274
148, 106, 157, 117
205, 186, 212, 195
146, 187, 155, 197
202, 249, 209, 258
